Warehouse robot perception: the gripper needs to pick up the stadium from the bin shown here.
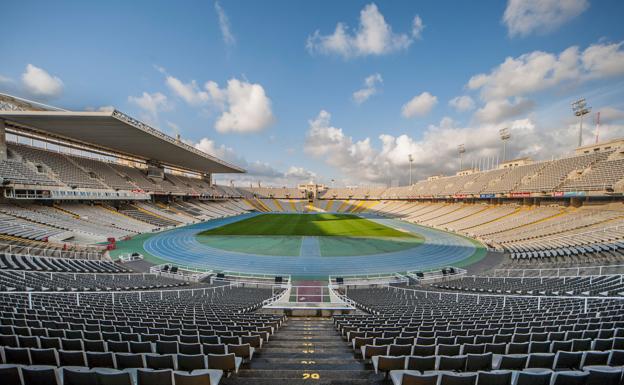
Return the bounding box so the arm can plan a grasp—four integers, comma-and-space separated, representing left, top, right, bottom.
2, 1, 624, 384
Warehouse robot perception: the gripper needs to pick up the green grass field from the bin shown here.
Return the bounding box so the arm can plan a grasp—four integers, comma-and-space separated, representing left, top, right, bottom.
198, 213, 416, 237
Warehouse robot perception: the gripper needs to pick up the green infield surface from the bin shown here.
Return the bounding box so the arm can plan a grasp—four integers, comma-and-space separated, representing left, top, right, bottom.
198, 213, 415, 237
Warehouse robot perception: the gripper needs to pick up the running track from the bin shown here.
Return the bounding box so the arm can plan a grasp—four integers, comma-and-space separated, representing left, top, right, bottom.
143, 213, 478, 277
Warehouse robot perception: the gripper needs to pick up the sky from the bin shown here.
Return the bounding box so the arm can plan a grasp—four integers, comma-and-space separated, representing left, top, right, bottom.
2, 0, 624, 187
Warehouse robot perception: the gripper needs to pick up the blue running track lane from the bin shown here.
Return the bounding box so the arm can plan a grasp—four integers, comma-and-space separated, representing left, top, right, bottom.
143, 213, 477, 277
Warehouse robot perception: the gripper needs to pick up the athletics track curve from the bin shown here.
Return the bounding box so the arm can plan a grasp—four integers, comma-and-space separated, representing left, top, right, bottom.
142, 213, 479, 277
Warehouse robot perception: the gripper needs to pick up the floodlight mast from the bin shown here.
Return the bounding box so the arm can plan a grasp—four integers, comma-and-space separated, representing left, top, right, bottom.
458, 144, 466, 171
499, 128, 511, 162
572, 98, 591, 147
408, 154, 414, 186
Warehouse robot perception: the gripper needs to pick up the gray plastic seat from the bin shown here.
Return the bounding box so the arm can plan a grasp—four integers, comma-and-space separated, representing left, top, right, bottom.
439, 372, 478, 385
476, 370, 512, 385
0, 364, 22, 385
497, 354, 527, 370
177, 354, 207, 372
137, 368, 173, 385
173, 370, 223, 385
30, 348, 58, 366
86, 351, 115, 369
63, 367, 98, 385
94, 368, 133, 385
145, 354, 176, 370
583, 365, 622, 385
551, 370, 589, 385
207, 353, 241, 375
438, 355, 467, 371
22, 365, 60, 385
372, 355, 405, 377
4, 346, 31, 365
115, 353, 145, 369
390, 370, 438, 385
514, 369, 552, 385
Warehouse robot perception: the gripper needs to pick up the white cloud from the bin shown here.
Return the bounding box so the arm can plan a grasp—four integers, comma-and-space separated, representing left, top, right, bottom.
166, 76, 209, 105
21, 64, 64, 99
467, 41, 624, 123
85, 105, 115, 112
503, 0, 589, 37
211, 79, 274, 133
401, 92, 437, 118
304, 109, 624, 185
598, 107, 624, 123
582, 42, 624, 79
128, 92, 170, 123
194, 137, 316, 185
352, 73, 383, 104
306, 3, 416, 58
412, 15, 424, 39
164, 72, 274, 134
285, 166, 316, 181
449, 95, 475, 112
474, 97, 535, 123
215, 1, 236, 46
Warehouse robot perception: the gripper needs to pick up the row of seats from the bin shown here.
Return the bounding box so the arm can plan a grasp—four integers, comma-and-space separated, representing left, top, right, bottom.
0, 254, 127, 273
0, 363, 223, 385
356, 337, 624, 357
389, 367, 621, 385
1, 346, 244, 374
433, 276, 624, 297
367, 349, 624, 374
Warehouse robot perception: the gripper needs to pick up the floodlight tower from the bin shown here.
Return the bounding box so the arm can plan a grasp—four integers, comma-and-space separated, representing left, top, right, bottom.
458, 144, 465, 171
408, 154, 414, 186
499, 128, 511, 162
572, 98, 591, 147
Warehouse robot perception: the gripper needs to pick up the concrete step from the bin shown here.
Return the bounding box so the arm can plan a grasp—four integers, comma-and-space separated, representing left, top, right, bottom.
223, 316, 377, 385
235, 369, 376, 379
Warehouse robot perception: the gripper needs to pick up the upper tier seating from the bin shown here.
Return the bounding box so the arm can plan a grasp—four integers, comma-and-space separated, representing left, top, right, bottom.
563, 158, 624, 192
0, 159, 59, 186
10, 144, 107, 189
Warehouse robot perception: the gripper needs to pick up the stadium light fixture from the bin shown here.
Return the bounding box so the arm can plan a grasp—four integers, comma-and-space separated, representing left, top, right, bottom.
408, 154, 414, 185
499, 128, 511, 162
572, 98, 591, 147
458, 144, 465, 171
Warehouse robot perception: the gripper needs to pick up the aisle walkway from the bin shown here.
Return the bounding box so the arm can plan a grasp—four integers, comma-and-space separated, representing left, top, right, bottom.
222, 317, 384, 385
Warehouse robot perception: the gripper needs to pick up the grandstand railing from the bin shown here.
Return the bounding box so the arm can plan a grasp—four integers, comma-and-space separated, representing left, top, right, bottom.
5, 281, 283, 310
1, 242, 102, 260
379, 285, 624, 314
406, 267, 468, 283
493, 264, 624, 277
0, 270, 163, 279
328, 272, 410, 286
149, 263, 292, 285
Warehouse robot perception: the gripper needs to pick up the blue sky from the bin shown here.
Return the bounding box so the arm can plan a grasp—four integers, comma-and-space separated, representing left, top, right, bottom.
2, 0, 624, 186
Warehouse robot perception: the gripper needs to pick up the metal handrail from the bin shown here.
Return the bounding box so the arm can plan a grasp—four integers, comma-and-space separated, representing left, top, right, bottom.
380, 284, 624, 313
494, 264, 624, 277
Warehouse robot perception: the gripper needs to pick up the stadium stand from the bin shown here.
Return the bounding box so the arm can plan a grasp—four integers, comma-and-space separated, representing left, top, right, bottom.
336, 285, 624, 384
4, 93, 624, 383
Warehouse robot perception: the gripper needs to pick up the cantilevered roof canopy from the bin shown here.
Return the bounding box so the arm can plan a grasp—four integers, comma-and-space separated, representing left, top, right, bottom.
0, 110, 245, 174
